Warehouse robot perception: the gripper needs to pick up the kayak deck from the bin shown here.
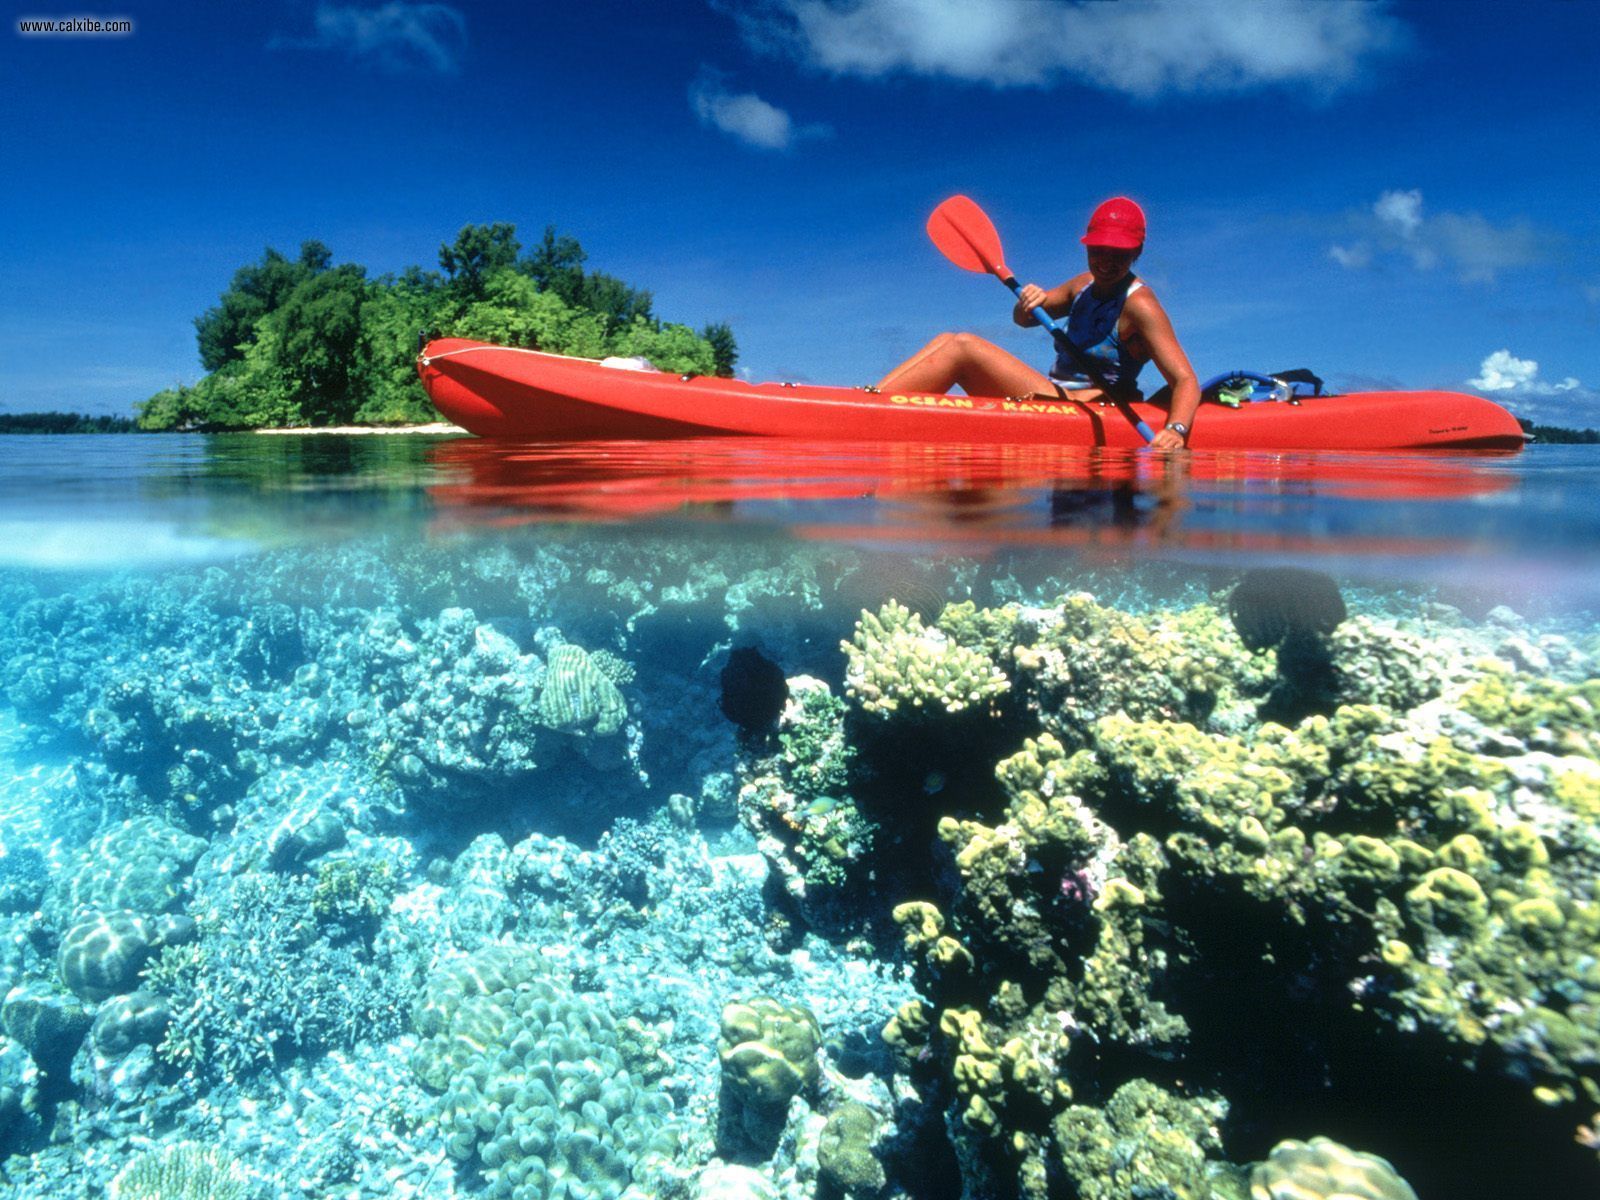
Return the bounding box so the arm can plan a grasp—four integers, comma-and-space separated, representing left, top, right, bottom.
418, 339, 1527, 451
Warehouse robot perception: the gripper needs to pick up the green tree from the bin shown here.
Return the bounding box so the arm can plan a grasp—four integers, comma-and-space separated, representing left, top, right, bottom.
609, 318, 717, 376
702, 322, 739, 378
440, 223, 521, 301
352, 274, 445, 424
136, 386, 200, 430
268, 264, 368, 424
578, 271, 654, 331
522, 225, 586, 302
149, 222, 735, 430
193, 241, 330, 372
191, 326, 300, 428
450, 268, 609, 359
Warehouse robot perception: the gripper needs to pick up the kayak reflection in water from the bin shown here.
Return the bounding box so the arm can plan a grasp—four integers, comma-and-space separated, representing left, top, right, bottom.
878, 197, 1202, 452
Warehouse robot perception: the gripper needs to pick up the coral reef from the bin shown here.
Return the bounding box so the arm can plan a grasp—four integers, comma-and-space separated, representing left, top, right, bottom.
1052, 1080, 1229, 1200
0, 530, 1594, 1199
46, 817, 207, 927
143, 864, 416, 1086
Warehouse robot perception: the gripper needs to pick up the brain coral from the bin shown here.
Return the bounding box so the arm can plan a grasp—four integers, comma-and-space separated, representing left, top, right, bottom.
1250, 1136, 1418, 1200
540, 643, 628, 735
58, 911, 169, 1002
412, 945, 676, 1199
46, 817, 207, 927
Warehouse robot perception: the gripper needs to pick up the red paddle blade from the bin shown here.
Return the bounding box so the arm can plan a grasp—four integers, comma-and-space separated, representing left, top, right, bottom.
927, 194, 1008, 277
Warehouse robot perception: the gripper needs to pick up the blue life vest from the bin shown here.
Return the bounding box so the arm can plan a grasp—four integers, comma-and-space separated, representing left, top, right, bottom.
1050, 276, 1145, 390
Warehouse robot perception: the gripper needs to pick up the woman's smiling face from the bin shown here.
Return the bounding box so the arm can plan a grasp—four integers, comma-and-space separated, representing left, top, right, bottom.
1086, 243, 1141, 284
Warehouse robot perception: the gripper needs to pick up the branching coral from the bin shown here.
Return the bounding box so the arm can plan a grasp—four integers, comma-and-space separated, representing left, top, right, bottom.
843, 600, 1009, 718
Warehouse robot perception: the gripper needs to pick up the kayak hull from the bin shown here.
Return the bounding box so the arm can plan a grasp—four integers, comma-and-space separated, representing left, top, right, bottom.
417, 340, 1527, 450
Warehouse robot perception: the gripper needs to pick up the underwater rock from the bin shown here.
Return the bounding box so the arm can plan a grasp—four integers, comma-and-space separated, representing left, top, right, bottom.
694, 1162, 778, 1200
266, 803, 347, 870
0, 844, 48, 914
720, 646, 790, 733
90, 989, 172, 1056
1, 981, 93, 1076
1250, 1136, 1418, 1200
0, 1035, 41, 1151
1228, 567, 1347, 653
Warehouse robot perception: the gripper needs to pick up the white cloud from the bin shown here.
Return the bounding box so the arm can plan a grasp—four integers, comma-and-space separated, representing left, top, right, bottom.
1373, 188, 1423, 237
689, 72, 830, 150
1327, 243, 1370, 270
1329, 189, 1548, 283
718, 0, 1405, 98
270, 3, 467, 74
1472, 350, 1541, 393
1468, 351, 1597, 427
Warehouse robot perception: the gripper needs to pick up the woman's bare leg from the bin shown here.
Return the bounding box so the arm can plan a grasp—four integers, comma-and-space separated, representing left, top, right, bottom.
878, 332, 1057, 397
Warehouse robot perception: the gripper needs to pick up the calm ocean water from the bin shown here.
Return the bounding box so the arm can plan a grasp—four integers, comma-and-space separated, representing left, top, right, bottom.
1, 433, 1596, 1199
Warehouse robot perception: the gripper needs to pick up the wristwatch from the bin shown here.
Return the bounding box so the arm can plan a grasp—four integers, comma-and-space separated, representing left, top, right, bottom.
1166, 421, 1190, 440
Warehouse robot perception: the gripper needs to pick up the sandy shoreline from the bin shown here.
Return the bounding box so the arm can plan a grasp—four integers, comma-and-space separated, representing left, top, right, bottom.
252, 423, 464, 436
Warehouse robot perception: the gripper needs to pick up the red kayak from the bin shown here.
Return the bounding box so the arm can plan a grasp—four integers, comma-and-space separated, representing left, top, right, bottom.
417, 339, 1527, 450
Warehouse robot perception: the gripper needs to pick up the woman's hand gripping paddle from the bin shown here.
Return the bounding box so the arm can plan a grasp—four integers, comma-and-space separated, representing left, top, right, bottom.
926, 195, 1154, 444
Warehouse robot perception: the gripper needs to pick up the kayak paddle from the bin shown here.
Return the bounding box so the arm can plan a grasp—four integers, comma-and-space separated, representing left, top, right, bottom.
927, 194, 1154, 444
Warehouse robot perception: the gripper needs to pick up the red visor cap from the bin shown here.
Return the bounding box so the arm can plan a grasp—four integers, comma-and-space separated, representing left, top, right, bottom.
1081, 197, 1146, 249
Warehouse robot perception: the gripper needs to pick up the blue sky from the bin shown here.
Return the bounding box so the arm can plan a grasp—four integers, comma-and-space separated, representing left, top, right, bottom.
6, 0, 1598, 425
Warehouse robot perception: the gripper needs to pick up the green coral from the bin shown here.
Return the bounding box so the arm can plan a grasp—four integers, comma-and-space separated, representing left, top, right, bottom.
842, 600, 1009, 718
109, 1142, 251, 1200
735, 677, 876, 926
309, 857, 396, 926
1455, 664, 1600, 760
1051, 1079, 1229, 1200
413, 945, 676, 1198
775, 676, 855, 801
1012, 593, 1271, 741
818, 1102, 887, 1196
718, 995, 821, 1110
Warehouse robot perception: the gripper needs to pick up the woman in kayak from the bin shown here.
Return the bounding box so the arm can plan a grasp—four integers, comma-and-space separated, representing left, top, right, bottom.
878, 197, 1200, 450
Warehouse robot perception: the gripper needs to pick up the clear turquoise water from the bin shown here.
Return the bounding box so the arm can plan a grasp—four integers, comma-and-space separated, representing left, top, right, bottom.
0, 434, 1596, 1199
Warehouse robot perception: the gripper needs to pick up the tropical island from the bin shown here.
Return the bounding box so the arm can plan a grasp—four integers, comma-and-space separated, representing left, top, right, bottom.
131, 222, 736, 431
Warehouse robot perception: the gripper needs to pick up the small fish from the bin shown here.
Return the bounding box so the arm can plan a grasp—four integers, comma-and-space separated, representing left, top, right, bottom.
923, 771, 946, 795
803, 796, 840, 818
